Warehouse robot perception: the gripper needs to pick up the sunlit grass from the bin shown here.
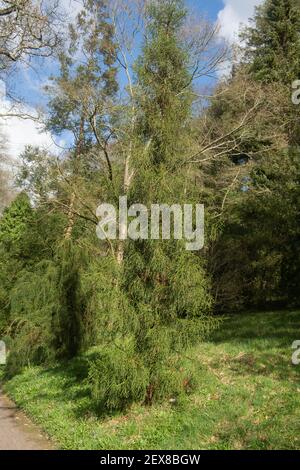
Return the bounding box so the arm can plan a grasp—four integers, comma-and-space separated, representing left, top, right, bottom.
2, 310, 300, 450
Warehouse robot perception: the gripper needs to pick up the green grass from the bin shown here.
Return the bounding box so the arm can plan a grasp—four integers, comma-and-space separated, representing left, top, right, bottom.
2, 310, 300, 450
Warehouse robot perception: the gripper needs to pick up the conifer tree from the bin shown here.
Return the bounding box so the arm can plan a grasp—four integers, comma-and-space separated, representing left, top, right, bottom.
242, 0, 300, 84
0, 193, 33, 248
87, 0, 215, 409
0, 194, 33, 334
129, 0, 213, 403
204, 0, 300, 311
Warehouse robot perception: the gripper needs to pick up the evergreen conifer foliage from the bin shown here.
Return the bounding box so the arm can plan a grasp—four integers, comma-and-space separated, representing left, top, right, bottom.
135, 0, 191, 167
53, 241, 85, 359
0, 193, 33, 248
205, 0, 300, 312
5, 241, 86, 376
1, 0, 217, 411
88, 0, 215, 410
242, 0, 300, 84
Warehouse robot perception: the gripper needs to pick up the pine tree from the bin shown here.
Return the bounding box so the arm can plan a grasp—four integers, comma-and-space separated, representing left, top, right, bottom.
0, 193, 33, 248
242, 0, 300, 84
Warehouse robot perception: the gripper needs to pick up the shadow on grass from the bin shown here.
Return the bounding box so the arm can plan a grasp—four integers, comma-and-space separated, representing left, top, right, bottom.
211, 310, 300, 347
33, 355, 125, 421
210, 350, 300, 382
9, 310, 300, 425
208, 310, 300, 382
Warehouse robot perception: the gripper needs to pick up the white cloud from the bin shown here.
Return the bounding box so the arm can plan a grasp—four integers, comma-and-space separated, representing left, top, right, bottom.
60, 0, 83, 22
215, 0, 264, 78
0, 1, 83, 164
218, 0, 264, 43
0, 81, 62, 162
3, 114, 55, 161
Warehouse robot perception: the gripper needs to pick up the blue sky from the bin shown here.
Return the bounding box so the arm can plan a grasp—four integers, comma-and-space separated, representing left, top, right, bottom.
187, 0, 224, 20
13, 0, 224, 107
10, 0, 248, 106
1, 0, 263, 159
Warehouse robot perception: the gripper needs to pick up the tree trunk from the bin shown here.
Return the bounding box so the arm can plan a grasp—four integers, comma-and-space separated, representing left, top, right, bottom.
64, 192, 76, 240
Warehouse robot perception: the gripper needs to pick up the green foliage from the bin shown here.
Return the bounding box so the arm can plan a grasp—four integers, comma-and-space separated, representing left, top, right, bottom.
78, 0, 215, 410
4, 0, 300, 420
241, 0, 300, 84
0, 193, 33, 248
88, 341, 149, 411
53, 241, 86, 359
0, 194, 33, 334
205, 0, 300, 312
208, 144, 300, 312
3, 310, 300, 450
5, 241, 86, 376
6, 260, 59, 376
135, 0, 191, 166
46, 0, 118, 142
109, 0, 214, 406
0, 197, 67, 337
82, 245, 214, 410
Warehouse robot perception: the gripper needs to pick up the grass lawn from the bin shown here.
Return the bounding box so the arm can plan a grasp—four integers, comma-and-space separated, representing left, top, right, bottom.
2, 310, 300, 450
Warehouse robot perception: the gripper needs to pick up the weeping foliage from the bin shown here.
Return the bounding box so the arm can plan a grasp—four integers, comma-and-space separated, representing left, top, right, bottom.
0, 193, 33, 248
83, 242, 215, 409
6, 260, 59, 376
86, 0, 215, 409
88, 340, 149, 411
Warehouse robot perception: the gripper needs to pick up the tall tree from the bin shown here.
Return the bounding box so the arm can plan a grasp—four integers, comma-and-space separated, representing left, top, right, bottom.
46, 0, 118, 239
127, 0, 213, 404
87, 0, 215, 410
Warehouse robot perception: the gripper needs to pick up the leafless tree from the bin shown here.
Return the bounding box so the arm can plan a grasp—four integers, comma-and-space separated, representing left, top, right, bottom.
0, 0, 61, 71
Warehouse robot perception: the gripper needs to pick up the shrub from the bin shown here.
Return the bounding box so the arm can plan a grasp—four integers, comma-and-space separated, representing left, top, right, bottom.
88, 340, 149, 412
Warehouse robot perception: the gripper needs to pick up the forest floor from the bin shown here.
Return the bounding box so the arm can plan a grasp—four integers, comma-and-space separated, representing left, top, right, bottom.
1, 310, 300, 450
